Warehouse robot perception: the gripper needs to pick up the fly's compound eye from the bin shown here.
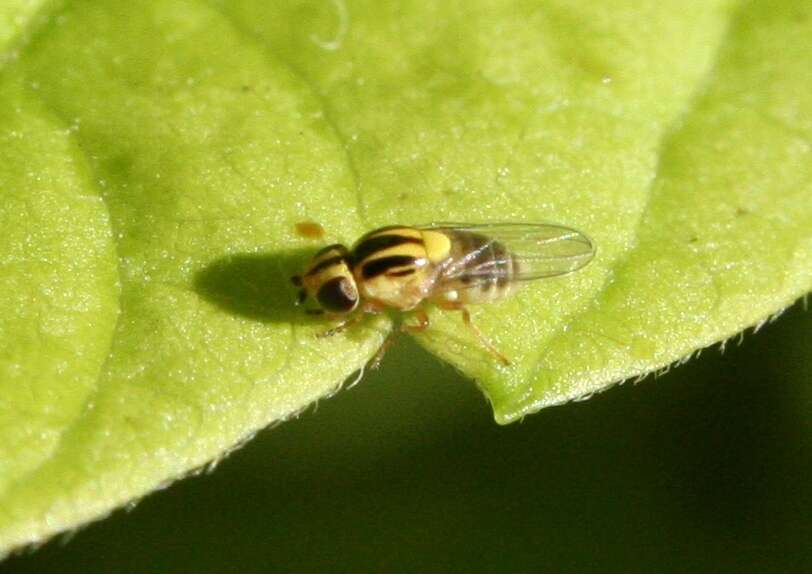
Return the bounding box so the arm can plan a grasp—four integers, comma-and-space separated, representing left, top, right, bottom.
316, 277, 358, 313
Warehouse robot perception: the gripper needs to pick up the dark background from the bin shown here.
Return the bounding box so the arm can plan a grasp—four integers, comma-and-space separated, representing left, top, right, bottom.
3, 303, 811, 573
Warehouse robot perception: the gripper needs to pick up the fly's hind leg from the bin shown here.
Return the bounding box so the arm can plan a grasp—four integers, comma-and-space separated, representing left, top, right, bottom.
435, 301, 511, 367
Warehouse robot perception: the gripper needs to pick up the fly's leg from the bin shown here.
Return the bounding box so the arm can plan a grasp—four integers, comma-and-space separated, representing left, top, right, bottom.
401, 308, 430, 334
460, 307, 511, 367
365, 307, 430, 370
436, 301, 511, 366
317, 300, 385, 339
317, 312, 364, 338
369, 307, 429, 370
367, 331, 397, 370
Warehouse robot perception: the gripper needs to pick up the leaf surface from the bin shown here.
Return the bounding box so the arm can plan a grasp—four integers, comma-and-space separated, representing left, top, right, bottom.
0, 0, 810, 552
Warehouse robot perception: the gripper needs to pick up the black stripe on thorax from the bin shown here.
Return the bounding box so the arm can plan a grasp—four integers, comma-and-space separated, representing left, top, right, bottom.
361, 255, 418, 279
306, 254, 348, 276
352, 233, 423, 264
387, 268, 415, 277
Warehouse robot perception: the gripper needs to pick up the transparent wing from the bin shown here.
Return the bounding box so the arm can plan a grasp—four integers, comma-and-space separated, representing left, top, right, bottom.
417, 222, 596, 291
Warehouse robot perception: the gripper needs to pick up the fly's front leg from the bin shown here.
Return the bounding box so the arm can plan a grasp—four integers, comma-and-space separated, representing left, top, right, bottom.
317, 300, 385, 339
317, 312, 364, 338
435, 301, 511, 366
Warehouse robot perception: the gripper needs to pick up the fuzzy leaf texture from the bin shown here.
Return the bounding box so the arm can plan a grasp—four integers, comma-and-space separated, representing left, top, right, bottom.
1, 0, 810, 554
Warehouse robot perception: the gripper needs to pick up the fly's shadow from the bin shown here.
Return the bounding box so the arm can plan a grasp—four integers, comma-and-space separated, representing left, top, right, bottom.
194, 248, 315, 324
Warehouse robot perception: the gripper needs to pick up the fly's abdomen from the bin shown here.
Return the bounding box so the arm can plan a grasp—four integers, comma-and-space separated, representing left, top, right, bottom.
437, 230, 519, 304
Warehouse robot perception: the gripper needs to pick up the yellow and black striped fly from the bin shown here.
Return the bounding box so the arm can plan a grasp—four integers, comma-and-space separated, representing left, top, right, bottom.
291, 223, 595, 366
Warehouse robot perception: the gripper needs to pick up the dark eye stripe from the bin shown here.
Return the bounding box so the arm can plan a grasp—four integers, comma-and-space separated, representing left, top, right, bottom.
305, 255, 347, 277
353, 234, 423, 264
361, 255, 418, 279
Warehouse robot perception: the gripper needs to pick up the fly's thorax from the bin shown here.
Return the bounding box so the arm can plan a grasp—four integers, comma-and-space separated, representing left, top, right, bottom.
301, 244, 359, 314
350, 226, 436, 310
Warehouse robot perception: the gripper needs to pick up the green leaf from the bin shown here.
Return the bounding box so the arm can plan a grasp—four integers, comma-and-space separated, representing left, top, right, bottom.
423, 0, 812, 422
0, 0, 810, 553
0, 0, 388, 552
0, 1, 47, 54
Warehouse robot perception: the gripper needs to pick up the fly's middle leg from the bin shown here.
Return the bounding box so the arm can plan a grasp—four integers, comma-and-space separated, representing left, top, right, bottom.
401, 307, 430, 334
